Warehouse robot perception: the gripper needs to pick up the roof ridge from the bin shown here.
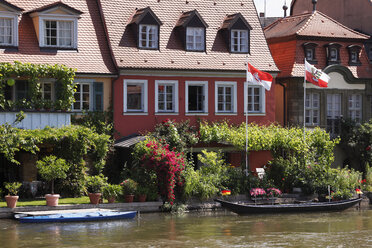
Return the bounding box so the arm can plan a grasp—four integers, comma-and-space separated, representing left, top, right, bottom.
295, 11, 315, 35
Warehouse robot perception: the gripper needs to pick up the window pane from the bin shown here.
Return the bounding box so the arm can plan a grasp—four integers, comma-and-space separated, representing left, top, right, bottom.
188, 85, 204, 111
127, 84, 142, 110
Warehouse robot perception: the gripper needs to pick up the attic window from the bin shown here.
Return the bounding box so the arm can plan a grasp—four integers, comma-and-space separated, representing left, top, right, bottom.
302, 42, 318, 64
0, 1, 23, 47
128, 7, 162, 50
175, 10, 208, 52
324, 43, 341, 65
347, 45, 362, 66
28, 2, 82, 50
220, 13, 252, 54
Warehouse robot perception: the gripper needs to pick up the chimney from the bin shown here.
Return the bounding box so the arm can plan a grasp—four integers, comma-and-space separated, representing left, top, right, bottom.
283, 1, 288, 17
312, 0, 317, 13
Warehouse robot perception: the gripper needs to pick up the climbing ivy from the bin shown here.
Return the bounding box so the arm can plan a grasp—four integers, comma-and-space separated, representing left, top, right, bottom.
0, 61, 76, 111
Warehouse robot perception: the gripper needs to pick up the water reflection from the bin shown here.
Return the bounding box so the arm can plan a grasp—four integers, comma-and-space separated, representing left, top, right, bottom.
0, 209, 371, 248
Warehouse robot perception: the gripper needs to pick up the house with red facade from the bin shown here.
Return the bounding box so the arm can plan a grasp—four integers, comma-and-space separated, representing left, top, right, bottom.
264, 10, 372, 168
98, 0, 279, 169
0, 0, 116, 129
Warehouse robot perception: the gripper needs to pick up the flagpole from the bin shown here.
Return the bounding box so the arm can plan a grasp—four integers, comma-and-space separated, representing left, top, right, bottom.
245, 57, 249, 177
303, 59, 307, 161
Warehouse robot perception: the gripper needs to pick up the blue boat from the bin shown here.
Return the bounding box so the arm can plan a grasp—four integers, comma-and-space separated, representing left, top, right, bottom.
18, 211, 137, 223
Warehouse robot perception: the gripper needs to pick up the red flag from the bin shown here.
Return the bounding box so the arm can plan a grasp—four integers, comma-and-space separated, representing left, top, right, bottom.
305, 60, 329, 87
247, 63, 273, 91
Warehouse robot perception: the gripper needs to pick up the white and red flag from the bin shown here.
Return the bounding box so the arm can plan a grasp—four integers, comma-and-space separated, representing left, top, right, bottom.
247, 63, 273, 91
305, 59, 330, 87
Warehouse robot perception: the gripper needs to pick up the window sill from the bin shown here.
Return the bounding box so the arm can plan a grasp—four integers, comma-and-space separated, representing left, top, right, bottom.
40, 47, 78, 53
123, 112, 149, 116
185, 112, 209, 116
215, 112, 238, 116
244, 112, 266, 116
155, 112, 179, 115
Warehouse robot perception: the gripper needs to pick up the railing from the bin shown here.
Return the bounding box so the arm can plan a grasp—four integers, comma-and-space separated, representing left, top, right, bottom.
0, 111, 71, 129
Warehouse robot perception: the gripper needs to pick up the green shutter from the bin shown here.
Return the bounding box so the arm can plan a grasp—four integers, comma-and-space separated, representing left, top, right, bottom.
93, 82, 104, 111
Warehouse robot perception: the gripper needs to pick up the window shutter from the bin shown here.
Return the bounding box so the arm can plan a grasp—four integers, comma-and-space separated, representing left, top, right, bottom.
93, 82, 103, 111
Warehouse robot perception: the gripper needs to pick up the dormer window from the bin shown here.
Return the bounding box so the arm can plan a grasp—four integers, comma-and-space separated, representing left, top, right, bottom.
28, 2, 82, 50
231, 29, 248, 53
175, 10, 208, 52
220, 13, 252, 54
139, 24, 158, 49
128, 7, 162, 50
0, 1, 23, 47
324, 43, 341, 65
347, 45, 362, 66
302, 42, 318, 64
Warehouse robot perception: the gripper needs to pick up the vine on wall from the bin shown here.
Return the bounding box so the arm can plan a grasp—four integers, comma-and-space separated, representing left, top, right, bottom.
0, 61, 76, 111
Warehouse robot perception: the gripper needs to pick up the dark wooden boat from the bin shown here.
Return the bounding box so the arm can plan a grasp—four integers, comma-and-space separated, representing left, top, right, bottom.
18, 211, 137, 223
215, 198, 362, 214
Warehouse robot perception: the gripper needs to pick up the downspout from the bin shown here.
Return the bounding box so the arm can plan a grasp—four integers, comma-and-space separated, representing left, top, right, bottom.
95, 0, 120, 137
278, 81, 287, 126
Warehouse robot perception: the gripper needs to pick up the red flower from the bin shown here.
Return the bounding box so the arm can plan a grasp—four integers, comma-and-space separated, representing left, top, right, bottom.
366, 145, 371, 151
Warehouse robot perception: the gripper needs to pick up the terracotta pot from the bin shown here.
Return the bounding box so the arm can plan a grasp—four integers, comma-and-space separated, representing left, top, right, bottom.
137, 194, 147, 202
45, 194, 60, 207
5, 195, 19, 208
88, 193, 102, 205
124, 194, 134, 203
107, 197, 116, 204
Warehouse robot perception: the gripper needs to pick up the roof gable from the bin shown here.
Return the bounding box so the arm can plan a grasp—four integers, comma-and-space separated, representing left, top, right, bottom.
128, 7, 162, 26
0, 0, 23, 12
176, 9, 208, 28
265, 11, 370, 41
27, 2, 83, 16
221, 13, 251, 30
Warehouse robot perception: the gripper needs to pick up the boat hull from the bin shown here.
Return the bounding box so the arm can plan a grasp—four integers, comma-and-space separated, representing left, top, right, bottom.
215, 198, 362, 215
19, 211, 137, 223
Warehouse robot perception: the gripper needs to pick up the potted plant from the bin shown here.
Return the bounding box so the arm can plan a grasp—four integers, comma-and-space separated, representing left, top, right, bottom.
4, 182, 22, 208
136, 185, 148, 202
86, 175, 107, 204
43, 99, 53, 111
121, 179, 138, 203
102, 184, 122, 203
36, 155, 69, 206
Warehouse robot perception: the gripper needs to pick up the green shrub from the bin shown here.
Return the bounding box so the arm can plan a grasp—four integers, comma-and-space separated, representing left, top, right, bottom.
86, 175, 107, 193
102, 184, 122, 199
364, 164, 372, 191
121, 179, 138, 195
4, 182, 22, 196
36, 155, 69, 194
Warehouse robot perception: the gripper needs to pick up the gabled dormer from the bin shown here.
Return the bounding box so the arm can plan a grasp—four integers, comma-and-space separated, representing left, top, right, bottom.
128, 7, 162, 50
324, 43, 341, 65
302, 42, 318, 64
347, 45, 362, 66
220, 13, 252, 54
28, 2, 83, 50
0, 0, 23, 47
175, 10, 208, 52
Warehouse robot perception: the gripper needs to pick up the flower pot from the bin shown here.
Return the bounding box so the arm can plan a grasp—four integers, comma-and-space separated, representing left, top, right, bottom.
107, 197, 116, 204
124, 194, 134, 203
88, 193, 102, 205
137, 194, 146, 202
5, 195, 19, 208
45, 194, 60, 207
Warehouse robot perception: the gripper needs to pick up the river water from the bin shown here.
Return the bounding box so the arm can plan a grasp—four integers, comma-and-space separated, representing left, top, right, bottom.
0, 208, 371, 248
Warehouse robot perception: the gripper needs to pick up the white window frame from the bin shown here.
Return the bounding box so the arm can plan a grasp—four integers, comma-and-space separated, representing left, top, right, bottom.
186, 27, 204, 51
139, 24, 158, 49
0, 13, 19, 46
231, 29, 248, 53
155, 80, 178, 114
305, 93, 320, 126
215, 81, 237, 114
72, 79, 93, 112
38, 16, 78, 49
348, 94, 362, 122
244, 82, 265, 115
123, 79, 148, 114
40, 80, 55, 101
185, 81, 208, 114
